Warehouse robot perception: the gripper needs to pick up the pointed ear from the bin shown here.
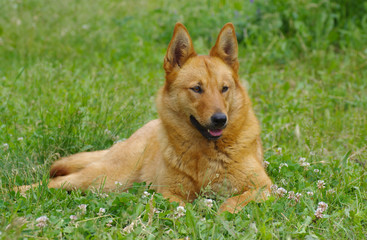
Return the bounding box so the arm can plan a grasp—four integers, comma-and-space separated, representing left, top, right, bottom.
210, 23, 239, 72
164, 23, 196, 73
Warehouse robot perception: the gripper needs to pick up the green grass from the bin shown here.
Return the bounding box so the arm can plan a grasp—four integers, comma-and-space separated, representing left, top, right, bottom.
1, 0, 366, 239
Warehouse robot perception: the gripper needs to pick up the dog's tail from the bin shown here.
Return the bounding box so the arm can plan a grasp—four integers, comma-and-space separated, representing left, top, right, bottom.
50, 150, 108, 177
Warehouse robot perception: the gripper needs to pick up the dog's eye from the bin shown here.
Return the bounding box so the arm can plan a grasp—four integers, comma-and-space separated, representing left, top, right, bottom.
222, 86, 229, 93
191, 86, 203, 93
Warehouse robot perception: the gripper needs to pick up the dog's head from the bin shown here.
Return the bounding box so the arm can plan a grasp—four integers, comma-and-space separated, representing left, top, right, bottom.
159, 23, 248, 141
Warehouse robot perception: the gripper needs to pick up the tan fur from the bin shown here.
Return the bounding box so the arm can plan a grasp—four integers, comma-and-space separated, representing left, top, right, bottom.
16, 23, 272, 213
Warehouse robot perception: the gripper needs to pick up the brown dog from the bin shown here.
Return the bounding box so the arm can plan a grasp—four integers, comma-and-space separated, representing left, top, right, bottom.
17, 23, 272, 213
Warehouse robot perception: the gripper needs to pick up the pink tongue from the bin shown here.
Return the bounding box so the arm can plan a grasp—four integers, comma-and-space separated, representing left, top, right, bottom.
209, 129, 223, 137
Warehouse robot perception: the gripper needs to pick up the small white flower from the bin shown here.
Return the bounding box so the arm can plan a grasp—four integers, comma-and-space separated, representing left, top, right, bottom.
307, 191, 314, 196
99, 193, 109, 198
270, 184, 278, 193
204, 199, 213, 208
317, 202, 328, 212
175, 206, 186, 218
115, 181, 123, 186
300, 162, 310, 167
275, 187, 287, 197
78, 204, 87, 214
314, 201, 328, 219
2, 143, 9, 150
36, 216, 49, 222
299, 157, 310, 169
327, 189, 335, 194
36, 216, 49, 228
153, 208, 161, 214
317, 180, 326, 189
70, 215, 77, 221
314, 169, 320, 173
263, 161, 270, 168
142, 191, 150, 198
314, 208, 324, 219
17, 137, 24, 141
288, 191, 295, 200
106, 219, 113, 227
104, 129, 112, 135
295, 193, 302, 203
97, 208, 106, 216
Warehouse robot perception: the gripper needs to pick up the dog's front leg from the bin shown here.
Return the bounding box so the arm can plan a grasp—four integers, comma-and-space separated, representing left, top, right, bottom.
159, 190, 186, 206
218, 186, 270, 213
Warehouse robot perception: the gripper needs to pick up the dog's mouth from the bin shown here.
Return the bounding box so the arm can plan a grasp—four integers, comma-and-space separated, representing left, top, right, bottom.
190, 115, 225, 140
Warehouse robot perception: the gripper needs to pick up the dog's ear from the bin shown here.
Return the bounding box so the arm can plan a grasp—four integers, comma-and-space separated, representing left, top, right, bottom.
210, 23, 239, 72
164, 23, 196, 73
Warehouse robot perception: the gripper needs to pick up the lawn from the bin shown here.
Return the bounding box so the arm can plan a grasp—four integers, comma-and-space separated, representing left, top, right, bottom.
0, 0, 366, 239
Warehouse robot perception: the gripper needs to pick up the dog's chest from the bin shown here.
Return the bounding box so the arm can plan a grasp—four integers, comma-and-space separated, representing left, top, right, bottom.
196, 153, 240, 196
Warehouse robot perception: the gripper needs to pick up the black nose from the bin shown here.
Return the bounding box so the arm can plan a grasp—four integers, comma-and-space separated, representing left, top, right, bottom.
211, 113, 227, 128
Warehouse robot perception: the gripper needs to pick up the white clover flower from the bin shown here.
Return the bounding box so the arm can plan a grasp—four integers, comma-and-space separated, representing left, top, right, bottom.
36, 216, 49, 222
106, 219, 113, 227
70, 215, 77, 221
314, 169, 320, 173
295, 193, 302, 203
314, 208, 324, 219
307, 191, 314, 197
299, 157, 310, 169
17, 137, 24, 141
300, 162, 310, 167
263, 160, 270, 168
317, 202, 328, 212
99, 193, 109, 198
317, 180, 326, 189
314, 201, 328, 219
115, 181, 123, 186
288, 191, 295, 200
270, 184, 278, 193
36, 216, 49, 228
204, 199, 213, 208
327, 189, 335, 194
276, 187, 287, 197
104, 129, 112, 135
97, 208, 106, 216
175, 206, 186, 218
78, 204, 87, 214
142, 191, 150, 198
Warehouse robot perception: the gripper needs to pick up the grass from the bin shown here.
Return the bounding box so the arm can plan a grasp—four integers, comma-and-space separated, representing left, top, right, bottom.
1, 0, 366, 239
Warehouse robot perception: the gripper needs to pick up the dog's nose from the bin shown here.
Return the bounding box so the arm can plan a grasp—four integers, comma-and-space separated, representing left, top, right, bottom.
211, 113, 227, 128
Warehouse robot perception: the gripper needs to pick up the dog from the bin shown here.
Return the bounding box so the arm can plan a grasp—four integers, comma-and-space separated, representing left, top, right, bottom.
17, 23, 272, 213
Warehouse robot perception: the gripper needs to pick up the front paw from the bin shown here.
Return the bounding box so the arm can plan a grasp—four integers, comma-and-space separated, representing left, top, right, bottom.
218, 198, 240, 214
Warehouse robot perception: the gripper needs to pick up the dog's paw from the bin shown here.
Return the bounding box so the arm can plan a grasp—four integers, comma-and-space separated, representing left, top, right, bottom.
218, 198, 241, 214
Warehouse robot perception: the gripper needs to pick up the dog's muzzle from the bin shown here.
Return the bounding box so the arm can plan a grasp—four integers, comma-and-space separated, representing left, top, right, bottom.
190, 114, 227, 140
